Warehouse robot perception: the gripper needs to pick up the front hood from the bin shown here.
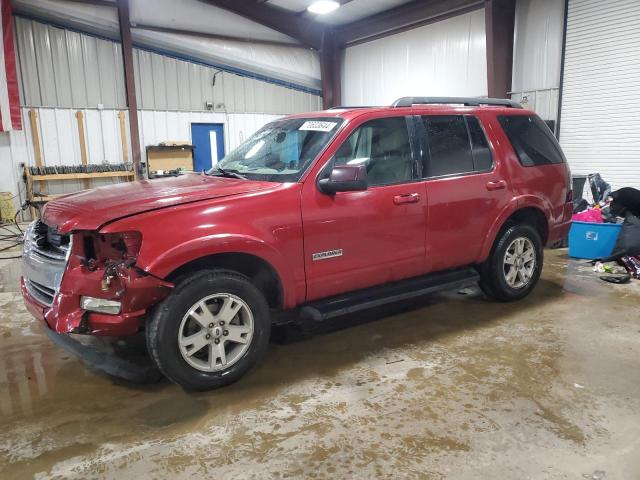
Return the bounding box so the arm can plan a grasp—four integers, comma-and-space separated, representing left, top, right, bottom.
42, 174, 278, 233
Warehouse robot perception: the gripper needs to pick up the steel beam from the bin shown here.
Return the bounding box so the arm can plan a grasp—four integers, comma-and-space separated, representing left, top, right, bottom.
117, 0, 142, 177
319, 29, 342, 109
335, 0, 484, 47
485, 0, 516, 99
204, 0, 324, 50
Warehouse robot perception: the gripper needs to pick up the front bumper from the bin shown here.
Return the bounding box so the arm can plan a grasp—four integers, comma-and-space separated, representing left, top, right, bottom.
21, 276, 153, 336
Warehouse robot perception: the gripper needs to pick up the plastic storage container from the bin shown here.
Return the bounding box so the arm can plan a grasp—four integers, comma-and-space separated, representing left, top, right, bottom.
568, 221, 622, 259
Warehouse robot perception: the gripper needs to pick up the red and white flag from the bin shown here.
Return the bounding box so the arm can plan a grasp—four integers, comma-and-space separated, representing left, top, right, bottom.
0, 0, 21, 131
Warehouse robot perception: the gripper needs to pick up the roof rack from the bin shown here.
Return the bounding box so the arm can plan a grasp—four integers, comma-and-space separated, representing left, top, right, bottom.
327, 105, 376, 110
391, 97, 523, 109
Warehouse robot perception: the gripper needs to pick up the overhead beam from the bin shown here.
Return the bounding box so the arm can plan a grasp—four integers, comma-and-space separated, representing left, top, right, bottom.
203, 0, 324, 50
335, 0, 485, 47
117, 0, 142, 177
485, 0, 516, 99
133, 23, 309, 49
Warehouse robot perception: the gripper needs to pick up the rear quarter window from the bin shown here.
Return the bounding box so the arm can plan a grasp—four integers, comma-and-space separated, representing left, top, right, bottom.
498, 115, 566, 166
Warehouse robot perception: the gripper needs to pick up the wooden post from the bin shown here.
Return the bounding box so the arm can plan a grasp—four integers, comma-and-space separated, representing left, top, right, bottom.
28, 108, 46, 217
118, 111, 130, 166
75, 111, 91, 190
28, 109, 44, 169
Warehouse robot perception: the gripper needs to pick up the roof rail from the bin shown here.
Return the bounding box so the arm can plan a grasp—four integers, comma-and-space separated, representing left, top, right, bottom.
327, 105, 375, 110
391, 97, 523, 109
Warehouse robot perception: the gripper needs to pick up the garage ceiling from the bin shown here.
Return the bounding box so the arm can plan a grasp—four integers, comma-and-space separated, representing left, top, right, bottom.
265, 0, 417, 25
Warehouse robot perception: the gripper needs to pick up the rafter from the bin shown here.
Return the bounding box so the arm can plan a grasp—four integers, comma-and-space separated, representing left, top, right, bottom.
203, 0, 324, 50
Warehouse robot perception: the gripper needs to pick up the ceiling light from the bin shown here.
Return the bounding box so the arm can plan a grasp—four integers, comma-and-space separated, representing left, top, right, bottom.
307, 1, 340, 15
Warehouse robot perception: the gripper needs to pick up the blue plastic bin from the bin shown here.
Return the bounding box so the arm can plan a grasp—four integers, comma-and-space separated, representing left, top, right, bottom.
568, 221, 622, 259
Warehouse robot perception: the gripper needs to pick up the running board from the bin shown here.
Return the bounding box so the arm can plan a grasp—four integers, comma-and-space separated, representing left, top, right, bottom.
299, 267, 480, 321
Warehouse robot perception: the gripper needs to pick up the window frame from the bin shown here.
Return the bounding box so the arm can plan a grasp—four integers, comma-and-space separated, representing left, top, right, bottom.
318, 115, 422, 189
414, 114, 495, 181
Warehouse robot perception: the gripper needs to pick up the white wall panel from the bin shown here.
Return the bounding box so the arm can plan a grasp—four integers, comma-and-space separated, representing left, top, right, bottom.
512, 0, 565, 93
15, 17, 322, 113
342, 10, 487, 106
559, 0, 640, 189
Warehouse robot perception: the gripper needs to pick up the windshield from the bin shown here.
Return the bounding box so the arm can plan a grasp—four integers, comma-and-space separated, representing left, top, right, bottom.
209, 117, 344, 182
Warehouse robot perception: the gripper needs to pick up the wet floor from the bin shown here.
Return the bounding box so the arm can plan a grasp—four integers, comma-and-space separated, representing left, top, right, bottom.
1, 246, 639, 479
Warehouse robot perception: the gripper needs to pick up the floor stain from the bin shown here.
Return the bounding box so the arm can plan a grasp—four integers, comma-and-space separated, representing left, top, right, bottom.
0, 249, 639, 479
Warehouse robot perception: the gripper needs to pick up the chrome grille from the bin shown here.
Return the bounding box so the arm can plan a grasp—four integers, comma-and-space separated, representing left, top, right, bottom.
26, 279, 56, 306
22, 221, 71, 307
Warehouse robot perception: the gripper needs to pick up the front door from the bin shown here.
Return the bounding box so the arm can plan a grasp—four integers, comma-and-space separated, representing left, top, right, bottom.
301, 116, 427, 301
191, 123, 225, 172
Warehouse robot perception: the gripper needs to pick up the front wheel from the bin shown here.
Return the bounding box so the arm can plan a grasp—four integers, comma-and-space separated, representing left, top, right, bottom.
479, 224, 543, 302
147, 269, 270, 391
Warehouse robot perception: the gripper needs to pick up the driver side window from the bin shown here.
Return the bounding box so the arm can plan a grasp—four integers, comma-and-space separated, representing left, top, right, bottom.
332, 117, 414, 186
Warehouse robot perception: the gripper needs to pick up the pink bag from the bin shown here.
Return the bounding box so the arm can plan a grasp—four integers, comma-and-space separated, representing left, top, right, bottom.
572, 208, 603, 223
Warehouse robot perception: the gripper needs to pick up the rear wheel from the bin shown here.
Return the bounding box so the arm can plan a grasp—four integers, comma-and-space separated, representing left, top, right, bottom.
479, 224, 543, 301
147, 269, 270, 391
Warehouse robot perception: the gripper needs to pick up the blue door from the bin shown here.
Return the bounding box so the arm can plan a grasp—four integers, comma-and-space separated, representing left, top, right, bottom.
191, 123, 225, 172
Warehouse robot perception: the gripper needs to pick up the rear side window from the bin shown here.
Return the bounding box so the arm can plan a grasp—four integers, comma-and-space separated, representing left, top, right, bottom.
420, 115, 493, 177
498, 115, 565, 166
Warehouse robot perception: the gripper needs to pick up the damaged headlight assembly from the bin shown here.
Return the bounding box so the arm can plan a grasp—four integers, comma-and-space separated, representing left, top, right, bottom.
80, 296, 122, 314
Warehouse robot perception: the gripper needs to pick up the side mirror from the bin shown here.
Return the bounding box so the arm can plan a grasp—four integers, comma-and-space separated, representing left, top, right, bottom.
318, 165, 368, 194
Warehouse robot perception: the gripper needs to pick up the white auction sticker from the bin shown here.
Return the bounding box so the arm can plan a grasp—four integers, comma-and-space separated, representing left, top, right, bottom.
299, 121, 338, 132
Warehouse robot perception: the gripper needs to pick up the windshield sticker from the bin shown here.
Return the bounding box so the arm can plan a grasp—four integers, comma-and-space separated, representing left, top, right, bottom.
299, 121, 338, 132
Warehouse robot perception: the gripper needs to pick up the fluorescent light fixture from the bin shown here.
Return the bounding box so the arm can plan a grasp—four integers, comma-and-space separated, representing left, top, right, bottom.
81, 296, 122, 315
307, 0, 340, 15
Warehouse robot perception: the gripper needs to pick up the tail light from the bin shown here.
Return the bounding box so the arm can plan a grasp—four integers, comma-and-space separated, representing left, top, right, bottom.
566, 169, 573, 203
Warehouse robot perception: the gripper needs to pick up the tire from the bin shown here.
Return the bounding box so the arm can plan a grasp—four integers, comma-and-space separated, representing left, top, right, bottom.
147, 269, 270, 391
479, 223, 543, 302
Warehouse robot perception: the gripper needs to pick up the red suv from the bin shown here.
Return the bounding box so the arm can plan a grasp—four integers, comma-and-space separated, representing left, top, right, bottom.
21, 97, 572, 390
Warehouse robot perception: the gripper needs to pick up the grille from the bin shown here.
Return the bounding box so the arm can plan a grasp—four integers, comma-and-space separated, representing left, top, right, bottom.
31, 221, 70, 261
26, 280, 56, 306
22, 221, 71, 307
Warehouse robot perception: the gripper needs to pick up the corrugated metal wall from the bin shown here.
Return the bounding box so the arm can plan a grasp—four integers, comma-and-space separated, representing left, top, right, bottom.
510, 0, 565, 123
341, 10, 487, 106
133, 49, 321, 114
14, 17, 322, 113
559, 0, 640, 190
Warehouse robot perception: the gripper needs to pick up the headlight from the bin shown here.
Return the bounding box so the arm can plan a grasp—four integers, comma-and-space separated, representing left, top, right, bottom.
81, 296, 122, 314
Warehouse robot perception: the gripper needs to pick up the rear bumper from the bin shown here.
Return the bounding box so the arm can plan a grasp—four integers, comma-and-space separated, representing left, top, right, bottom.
547, 218, 572, 246
21, 276, 154, 336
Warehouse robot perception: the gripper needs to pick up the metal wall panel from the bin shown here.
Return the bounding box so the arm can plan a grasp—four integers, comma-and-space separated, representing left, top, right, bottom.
512, 0, 565, 93
341, 10, 488, 106
559, 0, 640, 189
15, 18, 40, 106
15, 17, 321, 113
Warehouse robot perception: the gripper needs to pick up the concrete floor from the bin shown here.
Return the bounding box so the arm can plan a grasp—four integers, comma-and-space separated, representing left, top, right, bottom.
1, 244, 639, 480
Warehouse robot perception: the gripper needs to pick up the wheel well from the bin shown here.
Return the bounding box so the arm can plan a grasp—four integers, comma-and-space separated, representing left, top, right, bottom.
505, 207, 549, 244
166, 253, 284, 309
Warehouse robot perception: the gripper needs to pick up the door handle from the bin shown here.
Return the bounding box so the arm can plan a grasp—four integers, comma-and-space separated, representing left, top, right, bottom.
393, 193, 420, 205
486, 180, 507, 191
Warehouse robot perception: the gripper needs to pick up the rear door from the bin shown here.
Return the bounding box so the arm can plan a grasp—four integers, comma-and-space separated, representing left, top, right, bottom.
301, 116, 427, 301
417, 114, 511, 272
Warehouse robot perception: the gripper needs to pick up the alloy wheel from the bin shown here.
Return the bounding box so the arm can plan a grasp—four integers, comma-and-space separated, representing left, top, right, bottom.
503, 237, 536, 289
178, 294, 254, 372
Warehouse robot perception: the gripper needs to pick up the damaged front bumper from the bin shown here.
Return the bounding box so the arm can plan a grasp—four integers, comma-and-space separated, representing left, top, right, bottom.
21, 221, 173, 336
21, 268, 172, 336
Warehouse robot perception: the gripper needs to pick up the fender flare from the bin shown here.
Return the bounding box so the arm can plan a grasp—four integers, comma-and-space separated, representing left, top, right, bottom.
140, 233, 297, 308
478, 196, 551, 262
